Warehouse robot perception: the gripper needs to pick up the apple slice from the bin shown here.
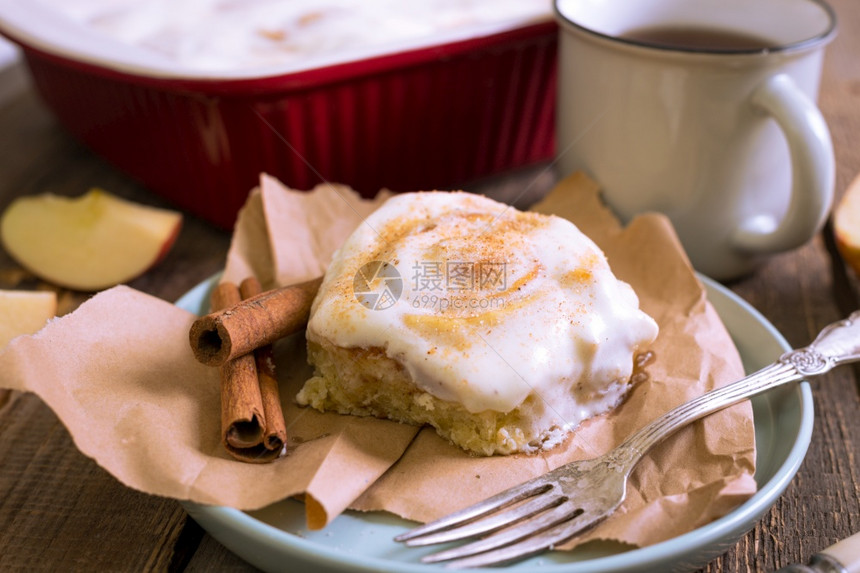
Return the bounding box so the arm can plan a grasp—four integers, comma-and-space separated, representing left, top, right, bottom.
0, 189, 182, 291
834, 173, 860, 276
0, 289, 57, 350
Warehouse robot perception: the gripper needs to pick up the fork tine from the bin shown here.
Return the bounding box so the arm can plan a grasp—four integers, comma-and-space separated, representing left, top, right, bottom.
394, 480, 552, 543
403, 491, 566, 547
421, 499, 581, 564
433, 506, 612, 569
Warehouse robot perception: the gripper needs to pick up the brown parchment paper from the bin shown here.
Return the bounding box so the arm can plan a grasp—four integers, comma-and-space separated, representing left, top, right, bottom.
222, 174, 392, 288
0, 171, 756, 549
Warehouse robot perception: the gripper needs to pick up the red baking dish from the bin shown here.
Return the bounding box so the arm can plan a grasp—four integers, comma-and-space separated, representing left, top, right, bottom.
0, 17, 557, 230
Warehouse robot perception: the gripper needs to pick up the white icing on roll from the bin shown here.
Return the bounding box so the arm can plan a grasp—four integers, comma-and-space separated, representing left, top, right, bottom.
308, 192, 658, 420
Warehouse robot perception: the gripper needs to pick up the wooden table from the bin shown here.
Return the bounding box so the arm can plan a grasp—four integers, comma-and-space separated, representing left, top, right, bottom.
1, 2, 859, 570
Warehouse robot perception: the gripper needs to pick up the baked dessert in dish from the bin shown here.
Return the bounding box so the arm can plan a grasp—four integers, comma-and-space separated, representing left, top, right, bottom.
35, 0, 551, 73
296, 192, 659, 455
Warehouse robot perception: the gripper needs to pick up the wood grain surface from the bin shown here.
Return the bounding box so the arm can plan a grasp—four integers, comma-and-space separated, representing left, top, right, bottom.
1, 1, 859, 570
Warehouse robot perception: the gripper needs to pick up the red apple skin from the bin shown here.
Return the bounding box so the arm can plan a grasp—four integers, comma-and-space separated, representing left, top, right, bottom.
144, 218, 183, 274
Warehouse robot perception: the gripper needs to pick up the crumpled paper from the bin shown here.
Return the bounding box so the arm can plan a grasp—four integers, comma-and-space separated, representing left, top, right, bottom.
0, 171, 755, 548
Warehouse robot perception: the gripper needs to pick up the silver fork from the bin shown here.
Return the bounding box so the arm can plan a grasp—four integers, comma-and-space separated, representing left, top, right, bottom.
395, 310, 860, 568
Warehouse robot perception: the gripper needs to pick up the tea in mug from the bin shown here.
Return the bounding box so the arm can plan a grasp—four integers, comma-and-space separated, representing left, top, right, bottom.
621, 25, 775, 51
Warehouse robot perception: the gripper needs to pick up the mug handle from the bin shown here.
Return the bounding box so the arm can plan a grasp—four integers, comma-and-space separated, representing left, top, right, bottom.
732, 73, 835, 254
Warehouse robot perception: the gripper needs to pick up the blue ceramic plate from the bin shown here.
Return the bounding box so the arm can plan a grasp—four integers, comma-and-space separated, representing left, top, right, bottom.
178, 274, 813, 572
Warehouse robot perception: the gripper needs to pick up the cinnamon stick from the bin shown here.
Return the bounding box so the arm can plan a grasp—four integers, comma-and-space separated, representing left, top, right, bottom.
239, 277, 287, 453
189, 276, 322, 367
210, 281, 278, 463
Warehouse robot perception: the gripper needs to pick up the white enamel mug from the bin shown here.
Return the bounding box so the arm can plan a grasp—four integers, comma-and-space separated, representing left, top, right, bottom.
554, 0, 837, 280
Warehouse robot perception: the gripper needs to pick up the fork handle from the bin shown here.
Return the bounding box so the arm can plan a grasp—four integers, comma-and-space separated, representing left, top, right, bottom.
615, 310, 860, 467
